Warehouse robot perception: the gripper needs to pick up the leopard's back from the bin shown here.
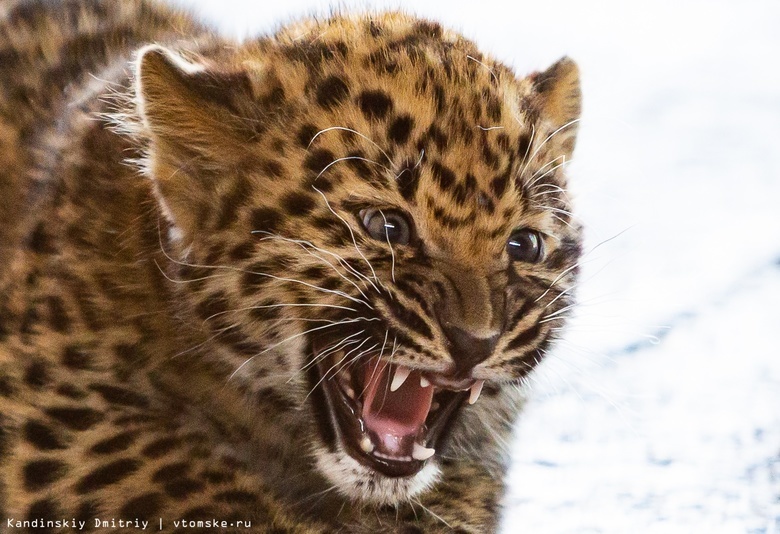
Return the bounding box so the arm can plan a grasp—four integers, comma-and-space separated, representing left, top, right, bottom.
0, 0, 199, 271
0, 1, 282, 528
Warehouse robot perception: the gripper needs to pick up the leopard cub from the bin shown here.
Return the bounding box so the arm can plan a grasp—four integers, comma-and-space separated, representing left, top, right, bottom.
0, 0, 581, 531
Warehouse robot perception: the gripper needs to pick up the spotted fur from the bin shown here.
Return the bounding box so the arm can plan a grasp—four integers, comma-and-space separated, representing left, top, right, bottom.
0, 0, 582, 531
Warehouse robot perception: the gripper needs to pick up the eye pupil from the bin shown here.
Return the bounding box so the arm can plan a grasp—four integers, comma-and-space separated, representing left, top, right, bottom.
361, 209, 411, 245
507, 229, 543, 263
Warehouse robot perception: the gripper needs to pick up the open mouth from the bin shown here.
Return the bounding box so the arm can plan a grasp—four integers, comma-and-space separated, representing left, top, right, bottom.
311, 339, 485, 478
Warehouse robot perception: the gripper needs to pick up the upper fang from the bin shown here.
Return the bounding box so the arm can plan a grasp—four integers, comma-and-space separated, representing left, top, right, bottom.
390, 365, 411, 392
468, 380, 484, 405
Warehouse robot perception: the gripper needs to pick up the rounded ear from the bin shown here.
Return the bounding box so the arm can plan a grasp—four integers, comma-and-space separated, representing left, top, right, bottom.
134, 46, 257, 243
135, 45, 254, 157
528, 57, 582, 161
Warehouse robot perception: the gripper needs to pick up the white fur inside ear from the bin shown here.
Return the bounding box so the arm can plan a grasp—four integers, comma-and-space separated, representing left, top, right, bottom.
135, 44, 205, 77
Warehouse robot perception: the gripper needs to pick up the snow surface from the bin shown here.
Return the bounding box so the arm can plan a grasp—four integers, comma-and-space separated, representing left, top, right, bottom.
174, 0, 780, 531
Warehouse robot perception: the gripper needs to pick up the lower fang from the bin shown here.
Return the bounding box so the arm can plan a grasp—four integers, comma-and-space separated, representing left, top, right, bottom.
360, 435, 374, 453
345, 386, 355, 399
412, 442, 435, 461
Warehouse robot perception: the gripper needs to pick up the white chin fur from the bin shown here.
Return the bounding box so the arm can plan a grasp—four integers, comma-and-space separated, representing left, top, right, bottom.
314, 447, 440, 505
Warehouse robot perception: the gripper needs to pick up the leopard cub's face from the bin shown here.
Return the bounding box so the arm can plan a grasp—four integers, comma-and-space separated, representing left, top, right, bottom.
133, 13, 582, 504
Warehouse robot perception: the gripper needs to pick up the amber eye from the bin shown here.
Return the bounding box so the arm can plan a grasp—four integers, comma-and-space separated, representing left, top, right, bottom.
360, 208, 412, 245
507, 229, 543, 263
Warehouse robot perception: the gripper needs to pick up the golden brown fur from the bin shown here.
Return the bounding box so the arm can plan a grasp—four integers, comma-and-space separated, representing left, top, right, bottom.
0, 1, 581, 531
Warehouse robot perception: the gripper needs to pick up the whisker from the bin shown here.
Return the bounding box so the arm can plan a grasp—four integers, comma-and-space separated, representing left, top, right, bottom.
252, 231, 373, 304
321, 339, 370, 381
411, 498, 453, 529
379, 211, 397, 283
333, 340, 379, 378
253, 231, 373, 288
314, 155, 392, 183
539, 302, 577, 322
211, 266, 366, 307
360, 351, 385, 399
550, 212, 578, 231
306, 337, 375, 401
519, 118, 580, 179
201, 302, 358, 325
414, 148, 425, 169
307, 126, 393, 166
529, 183, 569, 198
582, 225, 634, 257
533, 262, 580, 303
371, 331, 393, 412
240, 268, 369, 308
528, 154, 566, 188
256, 232, 380, 294
297, 332, 365, 374
312, 186, 385, 293
466, 54, 498, 83
155, 224, 370, 307
227, 318, 378, 382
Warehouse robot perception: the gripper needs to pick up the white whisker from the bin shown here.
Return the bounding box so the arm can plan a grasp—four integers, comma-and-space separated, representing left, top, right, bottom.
228, 318, 378, 382
519, 118, 580, 179
252, 231, 373, 304
297, 332, 364, 375
306, 337, 375, 401
411, 497, 453, 529
312, 186, 385, 292
314, 155, 392, 183
201, 302, 358, 325
466, 54, 498, 83
533, 262, 580, 304
379, 210, 397, 283
307, 126, 393, 166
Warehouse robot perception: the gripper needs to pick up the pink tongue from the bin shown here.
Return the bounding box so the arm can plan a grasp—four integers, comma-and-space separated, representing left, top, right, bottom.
362, 358, 433, 454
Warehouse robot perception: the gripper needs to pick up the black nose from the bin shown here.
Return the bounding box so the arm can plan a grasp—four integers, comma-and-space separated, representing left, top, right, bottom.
441, 323, 499, 376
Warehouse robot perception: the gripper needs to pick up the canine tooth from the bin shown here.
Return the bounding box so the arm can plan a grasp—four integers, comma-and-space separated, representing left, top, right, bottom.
412, 442, 435, 461
345, 386, 355, 399
420, 375, 431, 388
360, 435, 374, 453
431, 401, 440, 411
468, 380, 484, 405
390, 366, 411, 392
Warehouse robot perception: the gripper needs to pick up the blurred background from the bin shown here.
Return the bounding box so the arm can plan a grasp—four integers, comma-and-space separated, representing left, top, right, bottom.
173, 0, 780, 531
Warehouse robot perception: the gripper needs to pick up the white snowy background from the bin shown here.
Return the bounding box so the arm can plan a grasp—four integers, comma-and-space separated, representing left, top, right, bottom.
174, 0, 780, 531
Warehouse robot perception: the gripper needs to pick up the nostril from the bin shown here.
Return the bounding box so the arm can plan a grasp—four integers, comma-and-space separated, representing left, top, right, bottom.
441, 324, 499, 376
